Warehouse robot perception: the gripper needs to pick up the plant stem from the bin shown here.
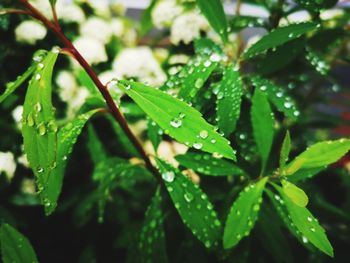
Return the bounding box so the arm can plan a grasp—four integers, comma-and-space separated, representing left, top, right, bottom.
18, 0, 162, 182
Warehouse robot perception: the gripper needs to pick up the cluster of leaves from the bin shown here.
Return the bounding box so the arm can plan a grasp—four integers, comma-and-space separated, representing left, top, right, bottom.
1, 0, 350, 262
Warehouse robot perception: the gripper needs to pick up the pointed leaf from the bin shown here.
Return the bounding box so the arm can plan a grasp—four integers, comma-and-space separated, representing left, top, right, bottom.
223, 177, 268, 249
139, 188, 168, 263
175, 152, 244, 176
216, 64, 243, 136
196, 0, 228, 43
242, 22, 318, 59
285, 138, 350, 176
117, 80, 236, 160
147, 120, 162, 152
273, 185, 334, 257
251, 89, 274, 169
43, 109, 100, 215
0, 224, 38, 263
288, 167, 324, 183
87, 124, 107, 165
280, 130, 291, 171
22, 51, 59, 210
250, 75, 300, 119
156, 158, 221, 248
282, 180, 308, 207
0, 50, 47, 104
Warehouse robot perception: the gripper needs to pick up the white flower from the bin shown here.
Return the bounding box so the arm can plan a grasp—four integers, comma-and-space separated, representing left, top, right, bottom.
245, 34, 263, 49
56, 3, 85, 23
279, 11, 311, 26
56, 71, 90, 118
152, 0, 183, 29
29, 0, 52, 19
320, 9, 344, 20
168, 54, 190, 65
18, 154, 30, 168
73, 36, 108, 65
21, 178, 36, 194
15, 20, 47, 45
12, 105, 23, 130
80, 17, 113, 44
113, 47, 167, 87
87, 0, 111, 18
0, 151, 16, 181
170, 11, 209, 45
111, 18, 125, 37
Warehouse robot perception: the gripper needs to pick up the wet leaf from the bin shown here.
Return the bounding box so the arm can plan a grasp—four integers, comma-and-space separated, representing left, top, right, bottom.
281, 180, 309, 207
216, 64, 243, 136
147, 120, 162, 152
280, 130, 291, 171
196, 0, 228, 43
242, 22, 318, 59
175, 152, 244, 176
118, 80, 236, 160
251, 89, 274, 170
273, 185, 334, 257
139, 188, 168, 263
156, 158, 221, 248
223, 177, 268, 249
0, 223, 38, 263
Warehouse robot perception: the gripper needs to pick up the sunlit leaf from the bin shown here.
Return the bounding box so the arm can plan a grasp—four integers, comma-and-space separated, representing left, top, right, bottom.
251, 88, 274, 170
242, 22, 318, 59
117, 80, 236, 160
281, 180, 309, 207
285, 138, 350, 176
156, 158, 221, 248
139, 188, 168, 263
43, 109, 100, 215
0, 50, 47, 104
250, 75, 300, 119
216, 64, 243, 136
22, 51, 59, 212
196, 0, 228, 43
175, 152, 244, 176
279, 130, 291, 171
223, 177, 268, 249
273, 185, 334, 257
0, 223, 38, 263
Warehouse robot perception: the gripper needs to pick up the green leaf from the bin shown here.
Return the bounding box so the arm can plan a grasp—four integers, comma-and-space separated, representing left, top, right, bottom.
139, 188, 168, 263
281, 180, 308, 207
242, 22, 318, 59
279, 130, 291, 171
0, 223, 38, 263
273, 185, 334, 257
285, 138, 350, 176
223, 177, 268, 249
43, 109, 100, 215
156, 158, 221, 248
216, 64, 243, 136
178, 56, 218, 101
305, 46, 330, 75
0, 50, 47, 104
140, 0, 157, 36
288, 167, 324, 183
251, 88, 274, 170
87, 124, 107, 165
194, 38, 224, 57
196, 0, 228, 43
230, 15, 266, 32
22, 51, 59, 210
117, 80, 236, 160
147, 120, 162, 152
175, 152, 244, 176
250, 75, 300, 119
257, 39, 305, 75
77, 70, 99, 95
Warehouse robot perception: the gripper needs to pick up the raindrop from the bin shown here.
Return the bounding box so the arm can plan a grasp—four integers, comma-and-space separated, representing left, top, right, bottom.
310, 227, 315, 232
179, 112, 186, 119
193, 143, 203, 150
52, 46, 60, 54
302, 236, 308, 243
217, 92, 224, 100
260, 85, 267, 91
170, 118, 182, 128
27, 113, 35, 127
284, 102, 292, 109
210, 53, 221, 62
307, 216, 312, 222
184, 192, 194, 202
35, 73, 41, 81
47, 121, 58, 133
252, 204, 260, 211
199, 130, 208, 139
162, 171, 175, 182
204, 60, 212, 67
210, 139, 216, 144
37, 122, 46, 135
195, 78, 204, 89
37, 167, 44, 173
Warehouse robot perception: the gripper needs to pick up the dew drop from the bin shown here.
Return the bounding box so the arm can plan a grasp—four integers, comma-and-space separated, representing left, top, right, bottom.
210, 139, 216, 144
37, 166, 44, 173
37, 122, 46, 135
302, 236, 308, 243
195, 78, 204, 89
27, 113, 35, 127
47, 121, 58, 133
210, 53, 221, 62
35, 73, 41, 81
199, 130, 208, 139
162, 171, 175, 182
307, 216, 312, 222
170, 118, 182, 128
184, 192, 194, 202
284, 102, 292, 109
193, 142, 203, 150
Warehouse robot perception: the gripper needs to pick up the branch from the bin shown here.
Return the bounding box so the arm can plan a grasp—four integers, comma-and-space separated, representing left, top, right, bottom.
18, 0, 162, 182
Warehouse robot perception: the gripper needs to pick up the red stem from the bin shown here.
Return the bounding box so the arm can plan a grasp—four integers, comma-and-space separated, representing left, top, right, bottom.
18, 0, 161, 182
